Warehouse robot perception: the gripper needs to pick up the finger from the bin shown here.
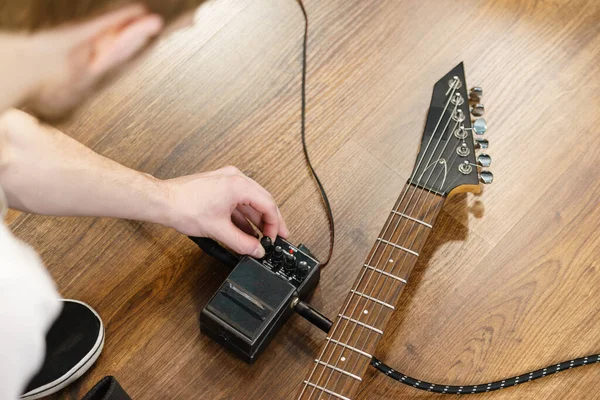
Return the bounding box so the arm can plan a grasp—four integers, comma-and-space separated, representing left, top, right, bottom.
239, 203, 288, 239
227, 169, 282, 219
70, 4, 150, 42
213, 222, 264, 258
216, 166, 286, 239
215, 165, 245, 177
277, 208, 289, 238
246, 180, 287, 237
237, 205, 264, 231
231, 209, 257, 237
239, 185, 280, 240
185, 166, 244, 181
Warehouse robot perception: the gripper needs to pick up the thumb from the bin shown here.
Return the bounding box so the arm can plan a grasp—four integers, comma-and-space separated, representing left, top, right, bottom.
215, 223, 265, 258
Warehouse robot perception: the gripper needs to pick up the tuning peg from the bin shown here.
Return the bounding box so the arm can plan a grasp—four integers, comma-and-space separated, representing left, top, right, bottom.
469, 87, 483, 101
477, 153, 492, 167
473, 118, 487, 135
474, 138, 489, 150
479, 170, 494, 184
471, 103, 484, 117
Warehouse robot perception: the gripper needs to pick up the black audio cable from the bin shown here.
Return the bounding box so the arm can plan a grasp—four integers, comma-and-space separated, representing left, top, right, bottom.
293, 0, 599, 394
370, 356, 600, 394
296, 0, 334, 267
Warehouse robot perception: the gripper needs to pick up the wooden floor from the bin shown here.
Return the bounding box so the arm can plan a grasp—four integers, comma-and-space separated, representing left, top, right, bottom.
7, 0, 600, 398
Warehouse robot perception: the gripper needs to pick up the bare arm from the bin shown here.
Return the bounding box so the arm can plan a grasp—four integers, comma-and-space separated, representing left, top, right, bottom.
0, 109, 288, 257
0, 109, 166, 222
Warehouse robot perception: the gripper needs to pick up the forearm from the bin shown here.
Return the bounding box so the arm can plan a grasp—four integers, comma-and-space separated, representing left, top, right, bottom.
0, 109, 170, 224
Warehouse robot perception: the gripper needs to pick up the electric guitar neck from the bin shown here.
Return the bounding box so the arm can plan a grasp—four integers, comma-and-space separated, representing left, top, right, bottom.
296, 62, 492, 400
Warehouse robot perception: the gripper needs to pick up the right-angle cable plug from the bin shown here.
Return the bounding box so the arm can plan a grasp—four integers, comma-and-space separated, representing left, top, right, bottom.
294, 299, 333, 333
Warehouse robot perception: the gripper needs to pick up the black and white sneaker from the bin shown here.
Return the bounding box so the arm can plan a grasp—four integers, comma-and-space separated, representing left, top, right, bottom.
21, 299, 105, 399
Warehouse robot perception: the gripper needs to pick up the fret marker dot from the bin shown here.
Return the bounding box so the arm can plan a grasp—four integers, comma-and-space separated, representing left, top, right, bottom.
389, 259, 393, 263
364, 310, 369, 314
341, 357, 346, 362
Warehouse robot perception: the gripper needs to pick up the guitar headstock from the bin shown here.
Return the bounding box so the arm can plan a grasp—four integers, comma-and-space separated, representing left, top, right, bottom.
410, 63, 493, 197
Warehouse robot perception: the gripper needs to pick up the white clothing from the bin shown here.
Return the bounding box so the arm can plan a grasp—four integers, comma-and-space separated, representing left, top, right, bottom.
0, 184, 61, 400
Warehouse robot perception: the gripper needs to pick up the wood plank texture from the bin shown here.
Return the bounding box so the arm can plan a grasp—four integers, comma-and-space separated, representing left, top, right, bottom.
6, 0, 599, 398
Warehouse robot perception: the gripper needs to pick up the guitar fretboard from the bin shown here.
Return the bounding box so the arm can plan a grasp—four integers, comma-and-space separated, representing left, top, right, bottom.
297, 184, 445, 400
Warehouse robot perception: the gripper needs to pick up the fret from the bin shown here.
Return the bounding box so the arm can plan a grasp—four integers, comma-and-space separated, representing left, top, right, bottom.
326, 338, 372, 358
364, 264, 407, 284
314, 360, 362, 381
303, 381, 351, 400
391, 210, 432, 228
338, 315, 383, 335
350, 290, 395, 310
376, 238, 419, 257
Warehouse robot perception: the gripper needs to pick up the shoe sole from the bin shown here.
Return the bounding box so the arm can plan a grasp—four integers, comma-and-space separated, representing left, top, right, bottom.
21, 300, 105, 400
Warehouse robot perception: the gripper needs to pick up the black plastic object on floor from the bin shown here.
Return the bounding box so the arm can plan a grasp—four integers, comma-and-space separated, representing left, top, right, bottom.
81, 376, 132, 400
21, 299, 105, 400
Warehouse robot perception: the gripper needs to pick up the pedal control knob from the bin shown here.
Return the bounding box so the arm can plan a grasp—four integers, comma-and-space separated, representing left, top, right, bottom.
283, 252, 296, 274
271, 246, 284, 270
297, 261, 309, 279
260, 236, 274, 254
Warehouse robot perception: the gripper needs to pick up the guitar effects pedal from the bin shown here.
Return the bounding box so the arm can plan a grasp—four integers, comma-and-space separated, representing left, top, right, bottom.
190, 236, 331, 363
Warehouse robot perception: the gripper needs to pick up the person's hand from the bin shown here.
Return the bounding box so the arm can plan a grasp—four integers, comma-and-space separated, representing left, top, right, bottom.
21, 5, 163, 120
159, 166, 288, 258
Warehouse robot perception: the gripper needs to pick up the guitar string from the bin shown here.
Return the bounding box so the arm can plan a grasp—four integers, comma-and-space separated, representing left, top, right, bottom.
301, 76, 459, 398
323, 77, 469, 397
335, 78, 477, 393
313, 86, 458, 392
329, 116, 462, 395
334, 122, 466, 398
306, 88, 460, 399
323, 95, 463, 398
305, 91, 456, 398
321, 100, 461, 396
296, 13, 462, 394
338, 104, 466, 372
313, 73, 463, 397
